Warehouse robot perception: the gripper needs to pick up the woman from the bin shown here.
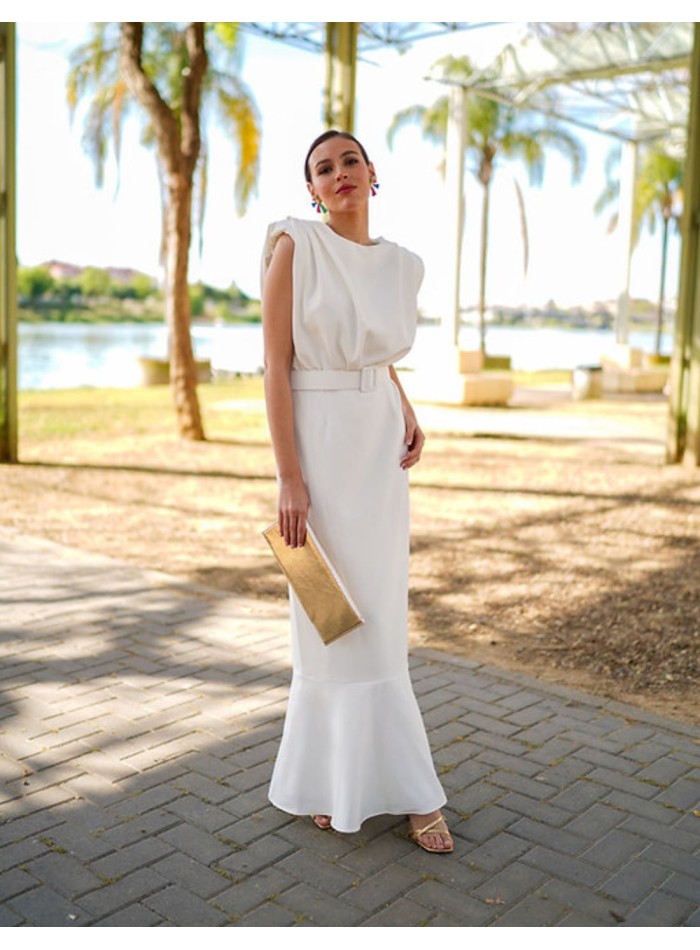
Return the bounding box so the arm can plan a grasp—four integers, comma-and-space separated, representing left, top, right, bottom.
261, 129, 452, 853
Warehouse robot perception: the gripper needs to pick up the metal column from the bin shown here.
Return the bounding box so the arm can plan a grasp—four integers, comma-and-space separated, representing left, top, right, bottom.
323, 23, 358, 131
443, 85, 466, 348
667, 23, 700, 465
615, 140, 637, 344
0, 23, 17, 463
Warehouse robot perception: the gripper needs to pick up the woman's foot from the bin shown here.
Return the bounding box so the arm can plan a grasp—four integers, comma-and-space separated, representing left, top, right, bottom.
311, 815, 332, 830
408, 811, 453, 853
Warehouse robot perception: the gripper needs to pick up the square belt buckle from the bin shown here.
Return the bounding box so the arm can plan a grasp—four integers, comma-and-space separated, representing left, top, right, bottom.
360, 367, 377, 392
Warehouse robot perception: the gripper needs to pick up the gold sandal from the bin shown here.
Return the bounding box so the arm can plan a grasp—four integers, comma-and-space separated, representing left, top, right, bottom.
408, 813, 454, 853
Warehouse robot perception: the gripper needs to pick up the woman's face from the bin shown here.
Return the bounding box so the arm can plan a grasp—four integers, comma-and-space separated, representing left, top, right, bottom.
306, 136, 375, 213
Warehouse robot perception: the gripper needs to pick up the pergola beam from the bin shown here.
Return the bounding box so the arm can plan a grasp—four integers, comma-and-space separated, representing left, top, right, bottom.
497, 54, 691, 93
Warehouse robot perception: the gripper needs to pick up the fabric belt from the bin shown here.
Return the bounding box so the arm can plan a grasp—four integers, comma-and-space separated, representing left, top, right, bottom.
290, 367, 389, 393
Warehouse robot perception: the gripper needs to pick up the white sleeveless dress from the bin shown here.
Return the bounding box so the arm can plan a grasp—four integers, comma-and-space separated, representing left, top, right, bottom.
262, 217, 446, 833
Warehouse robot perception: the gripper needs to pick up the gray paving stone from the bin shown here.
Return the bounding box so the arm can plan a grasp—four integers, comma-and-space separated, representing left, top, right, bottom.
276, 882, 365, 926
276, 847, 358, 895
621, 814, 700, 851
636, 757, 693, 785
463, 832, 531, 873
521, 846, 605, 888
362, 896, 434, 926
407, 879, 495, 925
598, 859, 670, 902
545, 779, 607, 814
461, 712, 522, 737
564, 801, 626, 839
235, 899, 299, 926
158, 821, 236, 864
342, 864, 423, 912
472, 860, 547, 904
26, 850, 103, 898
214, 866, 296, 917
509, 817, 588, 854
538, 877, 629, 925
76, 867, 168, 918
335, 830, 415, 874
101, 808, 181, 847
475, 748, 542, 777
164, 795, 242, 833
623, 739, 683, 764
496, 791, 572, 827
143, 883, 229, 926
580, 828, 648, 869
604, 788, 685, 825
487, 769, 560, 800
0, 808, 64, 846
216, 833, 295, 875
93, 903, 165, 926
216, 806, 293, 845
573, 746, 642, 774
467, 730, 534, 758
0, 904, 23, 926
0, 866, 38, 902
622, 889, 697, 926
7, 883, 91, 926
640, 841, 700, 879
90, 836, 174, 880
656, 778, 700, 811
0, 834, 50, 872
454, 803, 520, 843
557, 910, 614, 926
490, 892, 568, 926
426, 912, 468, 926
662, 871, 700, 902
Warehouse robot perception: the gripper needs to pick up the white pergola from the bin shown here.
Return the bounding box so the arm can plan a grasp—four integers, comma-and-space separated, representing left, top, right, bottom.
427, 22, 698, 463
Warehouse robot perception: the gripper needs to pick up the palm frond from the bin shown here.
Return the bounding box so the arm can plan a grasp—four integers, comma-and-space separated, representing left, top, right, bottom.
387, 105, 430, 149
216, 79, 261, 215
513, 178, 529, 275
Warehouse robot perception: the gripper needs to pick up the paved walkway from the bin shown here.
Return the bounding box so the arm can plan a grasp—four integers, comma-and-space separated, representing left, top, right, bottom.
1, 527, 699, 927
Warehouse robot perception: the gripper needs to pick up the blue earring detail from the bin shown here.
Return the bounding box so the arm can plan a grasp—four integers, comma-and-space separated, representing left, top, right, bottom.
370, 180, 380, 197
311, 196, 327, 214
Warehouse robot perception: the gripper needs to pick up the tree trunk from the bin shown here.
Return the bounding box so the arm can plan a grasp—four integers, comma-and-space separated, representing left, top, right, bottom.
478, 181, 491, 355
119, 22, 206, 440
165, 179, 204, 439
655, 215, 670, 356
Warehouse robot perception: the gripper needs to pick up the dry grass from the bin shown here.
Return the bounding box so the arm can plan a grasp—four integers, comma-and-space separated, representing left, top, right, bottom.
2, 376, 699, 724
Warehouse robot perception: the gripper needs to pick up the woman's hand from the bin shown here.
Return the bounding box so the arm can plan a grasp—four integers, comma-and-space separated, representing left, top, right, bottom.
401, 401, 425, 469
278, 475, 310, 547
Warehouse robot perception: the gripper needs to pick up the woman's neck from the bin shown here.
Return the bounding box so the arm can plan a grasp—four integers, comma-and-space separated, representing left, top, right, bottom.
325, 208, 373, 246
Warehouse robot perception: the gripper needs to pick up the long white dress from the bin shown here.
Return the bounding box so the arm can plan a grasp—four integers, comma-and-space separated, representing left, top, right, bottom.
263, 217, 446, 834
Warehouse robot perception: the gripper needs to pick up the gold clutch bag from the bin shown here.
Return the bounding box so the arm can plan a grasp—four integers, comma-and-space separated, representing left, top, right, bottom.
262, 522, 364, 645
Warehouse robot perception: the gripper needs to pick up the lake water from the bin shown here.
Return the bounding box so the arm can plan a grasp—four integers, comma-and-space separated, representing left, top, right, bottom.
18, 321, 672, 391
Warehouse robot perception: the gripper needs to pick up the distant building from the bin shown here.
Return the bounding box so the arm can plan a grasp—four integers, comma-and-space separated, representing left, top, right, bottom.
43, 260, 83, 280
41, 260, 154, 285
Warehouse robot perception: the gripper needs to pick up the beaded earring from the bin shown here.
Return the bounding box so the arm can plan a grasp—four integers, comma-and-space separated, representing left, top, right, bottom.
311, 196, 327, 214
370, 179, 380, 197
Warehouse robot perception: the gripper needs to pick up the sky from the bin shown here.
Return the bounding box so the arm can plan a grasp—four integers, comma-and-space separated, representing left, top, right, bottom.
14, 13, 686, 315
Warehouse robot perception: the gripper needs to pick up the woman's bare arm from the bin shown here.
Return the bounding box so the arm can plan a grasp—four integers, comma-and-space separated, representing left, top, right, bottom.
389, 365, 425, 469
262, 233, 309, 547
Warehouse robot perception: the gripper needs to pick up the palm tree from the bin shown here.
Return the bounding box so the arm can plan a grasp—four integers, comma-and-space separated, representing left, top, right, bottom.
67, 22, 261, 440
388, 55, 585, 355
595, 147, 683, 355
